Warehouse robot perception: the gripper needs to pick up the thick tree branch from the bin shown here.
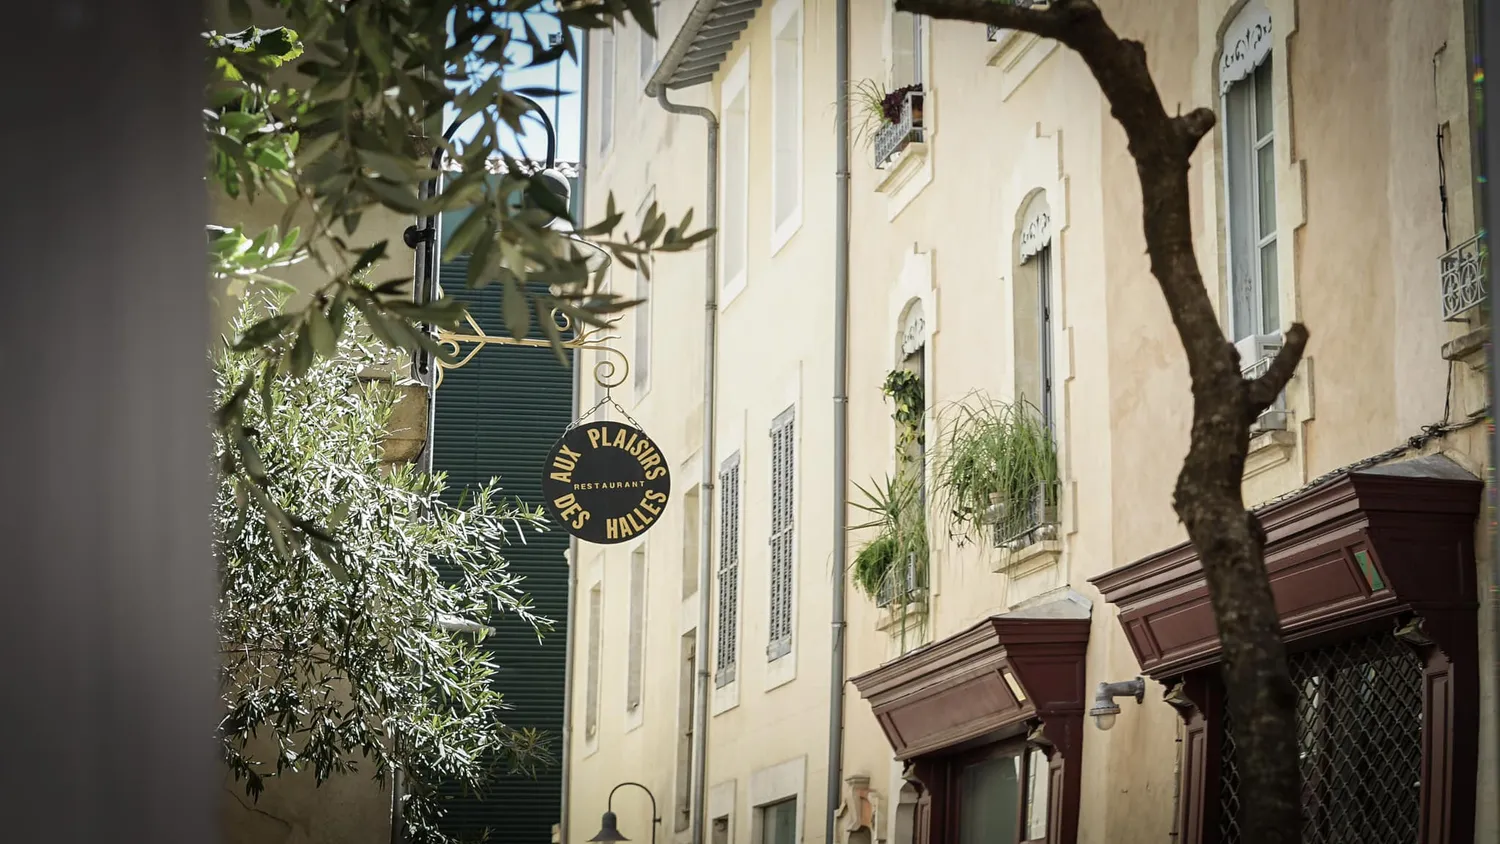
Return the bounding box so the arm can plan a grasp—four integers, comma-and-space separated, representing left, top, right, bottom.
1246, 322, 1309, 415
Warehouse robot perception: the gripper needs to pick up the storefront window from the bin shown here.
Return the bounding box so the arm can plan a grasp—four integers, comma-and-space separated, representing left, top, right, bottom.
953, 744, 1050, 844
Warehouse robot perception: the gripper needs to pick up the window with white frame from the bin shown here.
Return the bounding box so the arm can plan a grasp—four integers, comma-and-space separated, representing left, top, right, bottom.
720, 52, 750, 299
891, 8, 924, 89
599, 29, 616, 155
716, 453, 741, 686
771, 0, 803, 245
585, 583, 602, 737
626, 548, 647, 711
767, 407, 795, 661
634, 261, 651, 393
1220, 0, 1276, 343
1016, 193, 1054, 433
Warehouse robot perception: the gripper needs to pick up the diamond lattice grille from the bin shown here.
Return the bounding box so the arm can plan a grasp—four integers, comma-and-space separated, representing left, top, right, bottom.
1219, 629, 1424, 844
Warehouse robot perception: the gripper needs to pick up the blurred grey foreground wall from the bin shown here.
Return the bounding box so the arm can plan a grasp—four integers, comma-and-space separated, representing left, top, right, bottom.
0, 2, 216, 843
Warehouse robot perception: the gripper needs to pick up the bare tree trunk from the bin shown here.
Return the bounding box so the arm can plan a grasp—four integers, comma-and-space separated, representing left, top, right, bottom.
895, 1, 1307, 841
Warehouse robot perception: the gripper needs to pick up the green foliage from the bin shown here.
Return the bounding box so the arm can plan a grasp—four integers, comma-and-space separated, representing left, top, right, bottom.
932, 394, 1058, 543
850, 471, 928, 602
882, 368, 925, 457
207, 1, 713, 558
848, 78, 892, 151
215, 296, 549, 843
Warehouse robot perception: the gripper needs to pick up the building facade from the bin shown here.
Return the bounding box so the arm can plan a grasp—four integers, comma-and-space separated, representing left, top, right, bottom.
568, 1, 1497, 843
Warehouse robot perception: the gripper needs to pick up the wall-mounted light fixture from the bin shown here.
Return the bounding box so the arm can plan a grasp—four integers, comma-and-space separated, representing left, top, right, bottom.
1088, 677, 1146, 731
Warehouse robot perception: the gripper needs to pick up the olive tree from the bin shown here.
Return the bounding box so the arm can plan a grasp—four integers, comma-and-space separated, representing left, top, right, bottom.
894, 1, 1307, 841
216, 296, 552, 841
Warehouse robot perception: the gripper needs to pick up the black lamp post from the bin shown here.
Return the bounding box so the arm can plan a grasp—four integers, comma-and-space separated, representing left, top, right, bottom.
588, 782, 661, 844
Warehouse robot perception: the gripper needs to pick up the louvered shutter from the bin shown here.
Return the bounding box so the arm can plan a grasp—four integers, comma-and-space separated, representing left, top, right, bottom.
586, 586, 602, 737
768, 407, 795, 660
627, 550, 646, 710
430, 252, 573, 841
715, 454, 741, 686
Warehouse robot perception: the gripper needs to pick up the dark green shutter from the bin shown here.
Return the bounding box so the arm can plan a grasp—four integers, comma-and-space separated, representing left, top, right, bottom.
431, 254, 573, 843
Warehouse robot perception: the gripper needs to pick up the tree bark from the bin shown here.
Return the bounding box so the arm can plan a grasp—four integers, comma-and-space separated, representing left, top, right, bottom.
895, 1, 1305, 842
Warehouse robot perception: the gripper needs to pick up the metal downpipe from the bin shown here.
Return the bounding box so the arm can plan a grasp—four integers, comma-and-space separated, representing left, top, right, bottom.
653, 86, 719, 844
1481, 0, 1500, 829
825, 0, 852, 840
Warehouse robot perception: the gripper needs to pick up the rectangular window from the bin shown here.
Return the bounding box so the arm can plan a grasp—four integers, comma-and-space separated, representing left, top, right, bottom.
1224, 58, 1277, 341
715, 454, 741, 685
891, 10, 924, 88
626, 549, 647, 711
682, 485, 700, 597
768, 408, 795, 660
720, 53, 750, 300
634, 262, 651, 393
599, 29, 616, 155
1037, 244, 1054, 434
760, 798, 797, 844
953, 743, 1051, 844
770, 0, 803, 246
674, 632, 696, 831
585, 584, 602, 737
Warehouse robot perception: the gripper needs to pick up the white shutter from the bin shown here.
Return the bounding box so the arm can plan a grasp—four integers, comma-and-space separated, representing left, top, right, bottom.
627, 550, 646, 710
586, 585, 602, 737
715, 454, 741, 685
768, 407, 795, 660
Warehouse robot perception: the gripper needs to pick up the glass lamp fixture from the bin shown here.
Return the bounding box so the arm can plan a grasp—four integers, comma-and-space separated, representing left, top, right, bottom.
1089, 677, 1146, 731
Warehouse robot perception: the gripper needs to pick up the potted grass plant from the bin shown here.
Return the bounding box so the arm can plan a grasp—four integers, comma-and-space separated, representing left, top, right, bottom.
933, 395, 1059, 547
850, 471, 928, 605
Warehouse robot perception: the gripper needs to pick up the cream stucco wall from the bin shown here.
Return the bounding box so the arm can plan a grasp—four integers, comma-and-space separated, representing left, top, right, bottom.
573, 2, 1496, 844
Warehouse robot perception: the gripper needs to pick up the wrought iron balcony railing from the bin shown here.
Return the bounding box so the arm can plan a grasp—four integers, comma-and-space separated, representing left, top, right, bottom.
875, 552, 925, 609
873, 88, 924, 169
1237, 333, 1288, 433
989, 479, 1061, 553
1440, 232, 1487, 320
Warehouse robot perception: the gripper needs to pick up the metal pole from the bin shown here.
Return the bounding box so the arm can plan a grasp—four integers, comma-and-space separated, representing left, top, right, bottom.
652, 84, 718, 844
1479, 0, 1500, 831
824, 0, 852, 839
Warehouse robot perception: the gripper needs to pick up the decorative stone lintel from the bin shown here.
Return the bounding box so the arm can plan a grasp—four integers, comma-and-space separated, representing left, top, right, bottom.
875, 142, 928, 195
875, 598, 928, 634
1243, 429, 1296, 480
1441, 327, 1489, 371
991, 539, 1061, 574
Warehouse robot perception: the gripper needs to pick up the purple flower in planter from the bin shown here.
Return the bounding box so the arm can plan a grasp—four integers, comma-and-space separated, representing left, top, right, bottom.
881, 84, 922, 124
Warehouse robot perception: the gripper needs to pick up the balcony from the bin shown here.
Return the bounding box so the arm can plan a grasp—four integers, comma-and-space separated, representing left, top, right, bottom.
875, 552, 925, 608
873, 88, 924, 169
1440, 233, 1487, 321
987, 479, 1060, 554
1236, 333, 1288, 433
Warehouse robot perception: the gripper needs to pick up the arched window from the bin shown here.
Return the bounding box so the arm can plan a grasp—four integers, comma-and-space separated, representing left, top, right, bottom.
1014, 191, 1053, 432
1220, 0, 1277, 343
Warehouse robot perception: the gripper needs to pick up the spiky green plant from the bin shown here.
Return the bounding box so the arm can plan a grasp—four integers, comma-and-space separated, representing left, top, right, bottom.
850, 470, 928, 602
933, 394, 1059, 544
848, 78, 894, 151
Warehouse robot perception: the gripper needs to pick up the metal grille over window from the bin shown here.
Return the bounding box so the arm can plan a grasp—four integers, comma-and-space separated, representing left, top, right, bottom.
1219, 629, 1424, 844
767, 408, 796, 660
715, 455, 741, 686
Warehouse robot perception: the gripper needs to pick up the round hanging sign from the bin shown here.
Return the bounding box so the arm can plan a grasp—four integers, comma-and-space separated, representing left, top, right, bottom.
540, 420, 671, 545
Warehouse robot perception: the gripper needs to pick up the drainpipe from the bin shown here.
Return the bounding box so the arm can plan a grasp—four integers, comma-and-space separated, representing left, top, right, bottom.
824, 0, 852, 841
1480, 0, 1500, 826
651, 84, 718, 844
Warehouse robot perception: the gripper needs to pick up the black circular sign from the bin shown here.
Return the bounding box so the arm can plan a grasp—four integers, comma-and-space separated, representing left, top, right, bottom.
540, 420, 672, 545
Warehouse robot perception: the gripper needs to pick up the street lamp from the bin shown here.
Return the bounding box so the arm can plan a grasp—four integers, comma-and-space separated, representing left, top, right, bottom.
588, 782, 661, 844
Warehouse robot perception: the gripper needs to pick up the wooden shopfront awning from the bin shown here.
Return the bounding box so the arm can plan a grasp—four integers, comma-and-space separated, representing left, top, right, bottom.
1089, 454, 1482, 680
850, 593, 1091, 761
